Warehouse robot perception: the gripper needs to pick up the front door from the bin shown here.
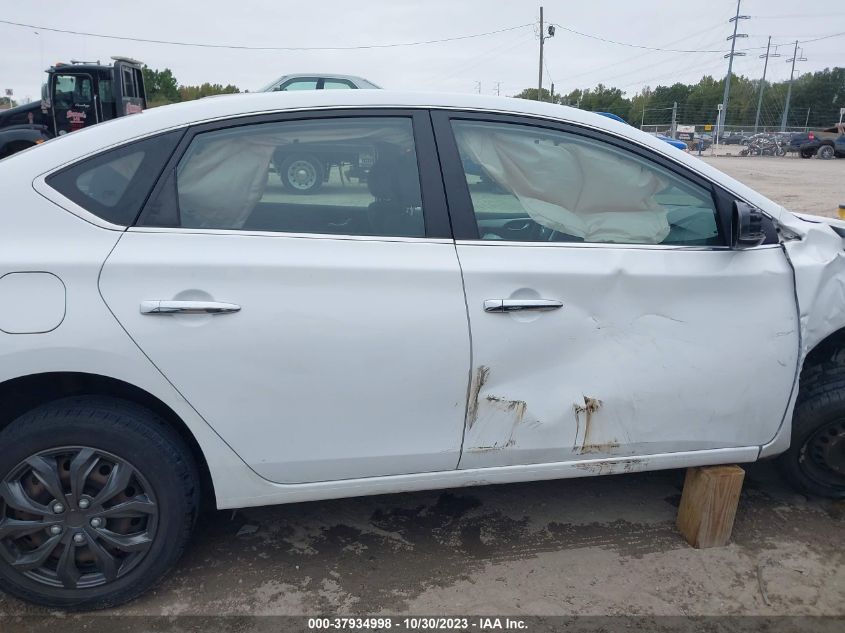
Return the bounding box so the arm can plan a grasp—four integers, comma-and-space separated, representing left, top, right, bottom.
99, 111, 471, 484
432, 113, 799, 469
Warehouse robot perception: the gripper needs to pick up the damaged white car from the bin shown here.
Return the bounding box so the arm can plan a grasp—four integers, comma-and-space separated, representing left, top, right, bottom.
1, 91, 844, 609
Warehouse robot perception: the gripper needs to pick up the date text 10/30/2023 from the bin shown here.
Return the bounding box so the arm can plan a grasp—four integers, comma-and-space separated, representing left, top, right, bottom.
307, 617, 529, 630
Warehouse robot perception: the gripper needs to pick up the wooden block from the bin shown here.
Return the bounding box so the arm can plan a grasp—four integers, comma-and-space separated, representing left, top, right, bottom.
676, 465, 745, 548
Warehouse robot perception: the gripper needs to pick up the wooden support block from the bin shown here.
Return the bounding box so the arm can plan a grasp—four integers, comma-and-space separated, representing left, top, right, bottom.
676, 465, 745, 548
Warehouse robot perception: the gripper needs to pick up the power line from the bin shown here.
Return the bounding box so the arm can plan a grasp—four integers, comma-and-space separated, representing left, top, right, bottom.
0, 19, 532, 51
550, 23, 726, 53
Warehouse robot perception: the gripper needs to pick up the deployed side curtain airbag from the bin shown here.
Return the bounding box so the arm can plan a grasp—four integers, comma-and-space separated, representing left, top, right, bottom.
176, 121, 413, 229
454, 123, 672, 244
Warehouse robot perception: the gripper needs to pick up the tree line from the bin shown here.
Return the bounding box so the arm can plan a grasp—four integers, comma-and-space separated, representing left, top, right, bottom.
514, 67, 844, 130
142, 67, 241, 107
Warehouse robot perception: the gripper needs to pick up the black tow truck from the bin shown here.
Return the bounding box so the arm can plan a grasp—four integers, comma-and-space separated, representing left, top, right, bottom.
0, 57, 146, 158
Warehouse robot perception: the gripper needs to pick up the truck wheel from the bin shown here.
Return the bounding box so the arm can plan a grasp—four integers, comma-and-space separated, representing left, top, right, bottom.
0, 397, 199, 609
779, 362, 845, 498
278, 155, 324, 194
817, 145, 835, 160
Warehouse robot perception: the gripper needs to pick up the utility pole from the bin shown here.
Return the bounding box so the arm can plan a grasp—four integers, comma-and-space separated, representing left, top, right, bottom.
781, 41, 807, 131
550, 82, 555, 103
475, 81, 482, 94
671, 101, 678, 138
536, 7, 555, 100
718, 0, 749, 144
754, 37, 780, 133
538, 6, 544, 100
495, 81, 501, 96
641, 105, 645, 130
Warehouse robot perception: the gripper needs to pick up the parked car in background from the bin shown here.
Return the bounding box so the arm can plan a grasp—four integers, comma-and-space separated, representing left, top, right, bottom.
720, 131, 748, 145
259, 73, 381, 92
3, 91, 845, 610
594, 112, 687, 150
788, 125, 845, 159
653, 133, 688, 151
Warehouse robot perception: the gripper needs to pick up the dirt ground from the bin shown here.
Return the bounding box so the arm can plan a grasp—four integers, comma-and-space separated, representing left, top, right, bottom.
701, 154, 845, 218
1, 157, 844, 626
1, 463, 842, 621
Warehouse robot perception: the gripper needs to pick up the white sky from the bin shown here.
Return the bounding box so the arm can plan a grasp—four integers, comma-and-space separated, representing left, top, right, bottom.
1, 0, 843, 103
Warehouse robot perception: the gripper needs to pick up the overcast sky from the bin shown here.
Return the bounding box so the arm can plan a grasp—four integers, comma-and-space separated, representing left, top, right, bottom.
1, 0, 843, 104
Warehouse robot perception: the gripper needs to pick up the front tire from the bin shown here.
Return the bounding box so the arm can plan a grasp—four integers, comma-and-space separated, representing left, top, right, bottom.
779, 362, 845, 498
0, 397, 199, 610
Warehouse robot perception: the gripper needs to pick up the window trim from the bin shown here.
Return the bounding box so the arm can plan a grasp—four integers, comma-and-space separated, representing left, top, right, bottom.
135, 108, 452, 239
431, 110, 739, 248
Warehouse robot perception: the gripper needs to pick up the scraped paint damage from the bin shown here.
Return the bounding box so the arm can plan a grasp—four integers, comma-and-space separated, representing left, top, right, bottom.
466, 365, 489, 429
573, 396, 618, 454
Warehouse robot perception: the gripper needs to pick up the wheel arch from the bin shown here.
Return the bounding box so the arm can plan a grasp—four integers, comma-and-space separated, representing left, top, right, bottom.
803, 327, 845, 373
0, 371, 215, 507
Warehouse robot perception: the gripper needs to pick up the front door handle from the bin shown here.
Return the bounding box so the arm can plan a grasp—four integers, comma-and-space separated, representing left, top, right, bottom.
483, 299, 563, 313
140, 300, 241, 315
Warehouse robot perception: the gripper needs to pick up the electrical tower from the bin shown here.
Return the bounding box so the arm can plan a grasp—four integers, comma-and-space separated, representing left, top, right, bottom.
754, 37, 781, 133
718, 0, 749, 143
781, 41, 807, 131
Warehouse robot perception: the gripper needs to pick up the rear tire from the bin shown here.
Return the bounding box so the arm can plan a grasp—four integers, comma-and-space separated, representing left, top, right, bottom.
817, 144, 835, 160
778, 362, 845, 498
0, 397, 199, 610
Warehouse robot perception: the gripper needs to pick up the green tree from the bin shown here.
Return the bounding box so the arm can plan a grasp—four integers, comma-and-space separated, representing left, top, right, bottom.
142, 66, 180, 106
178, 83, 240, 101
512, 87, 559, 103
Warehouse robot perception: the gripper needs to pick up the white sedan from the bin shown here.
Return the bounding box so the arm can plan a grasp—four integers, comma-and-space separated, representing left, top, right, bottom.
1, 90, 844, 609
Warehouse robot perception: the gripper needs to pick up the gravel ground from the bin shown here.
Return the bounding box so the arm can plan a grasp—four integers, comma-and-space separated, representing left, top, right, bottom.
1, 156, 844, 626
701, 155, 845, 218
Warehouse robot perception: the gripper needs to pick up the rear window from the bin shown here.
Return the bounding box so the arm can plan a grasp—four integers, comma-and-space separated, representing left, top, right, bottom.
46, 130, 182, 225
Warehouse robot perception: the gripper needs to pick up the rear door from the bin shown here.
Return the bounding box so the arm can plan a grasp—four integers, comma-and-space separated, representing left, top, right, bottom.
432, 111, 799, 469
99, 110, 471, 484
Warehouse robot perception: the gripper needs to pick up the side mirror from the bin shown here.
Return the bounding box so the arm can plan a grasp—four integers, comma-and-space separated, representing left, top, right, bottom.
731, 201, 766, 249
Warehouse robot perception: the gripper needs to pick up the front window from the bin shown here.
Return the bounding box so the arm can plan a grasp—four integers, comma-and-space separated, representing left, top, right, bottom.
452, 120, 721, 246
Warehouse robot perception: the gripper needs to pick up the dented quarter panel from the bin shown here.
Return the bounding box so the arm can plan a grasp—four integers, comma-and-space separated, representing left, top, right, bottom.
455, 242, 799, 469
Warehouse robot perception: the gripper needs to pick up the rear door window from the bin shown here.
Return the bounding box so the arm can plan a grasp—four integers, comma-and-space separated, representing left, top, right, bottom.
139, 117, 426, 238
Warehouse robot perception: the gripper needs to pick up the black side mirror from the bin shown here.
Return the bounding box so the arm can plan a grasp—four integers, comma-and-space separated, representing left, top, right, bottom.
731, 201, 766, 249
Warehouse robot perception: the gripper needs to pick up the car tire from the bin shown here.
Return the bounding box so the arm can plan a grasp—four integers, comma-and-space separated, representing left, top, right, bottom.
278, 155, 324, 194
778, 361, 845, 499
817, 144, 835, 160
0, 396, 199, 610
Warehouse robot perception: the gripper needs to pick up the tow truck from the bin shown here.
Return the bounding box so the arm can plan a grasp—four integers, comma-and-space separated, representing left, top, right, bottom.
0, 57, 146, 158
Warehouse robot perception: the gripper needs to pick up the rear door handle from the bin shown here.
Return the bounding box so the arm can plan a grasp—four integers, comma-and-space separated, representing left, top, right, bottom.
483, 299, 563, 313
140, 300, 241, 315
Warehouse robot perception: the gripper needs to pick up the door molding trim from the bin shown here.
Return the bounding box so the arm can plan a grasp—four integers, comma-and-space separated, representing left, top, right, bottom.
217, 446, 760, 509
